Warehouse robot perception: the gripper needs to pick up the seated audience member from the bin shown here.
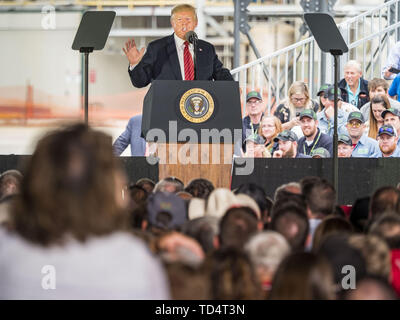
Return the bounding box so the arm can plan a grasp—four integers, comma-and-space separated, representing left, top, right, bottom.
338, 60, 369, 109
242, 134, 266, 158
345, 111, 380, 157
311, 147, 330, 158
184, 178, 214, 200
360, 78, 400, 122
337, 134, 353, 158
274, 81, 319, 136
369, 186, 400, 220
165, 262, 210, 299
382, 108, 400, 147
129, 184, 148, 207
135, 178, 155, 193
217, 206, 260, 250
0, 169, 23, 226
0, 124, 169, 299
382, 41, 400, 80
112, 114, 146, 156
272, 130, 311, 158
234, 183, 270, 225
242, 91, 264, 148
269, 252, 335, 300
297, 109, 333, 157
389, 72, 400, 102
302, 178, 337, 249
245, 231, 291, 294
317, 86, 355, 137
377, 124, 400, 157
317, 234, 367, 297
182, 216, 219, 254
144, 191, 187, 235
316, 83, 331, 112
312, 216, 353, 252
344, 276, 398, 300
204, 247, 263, 300
367, 95, 391, 139
153, 176, 184, 193
258, 115, 282, 156
348, 234, 391, 281
270, 204, 309, 252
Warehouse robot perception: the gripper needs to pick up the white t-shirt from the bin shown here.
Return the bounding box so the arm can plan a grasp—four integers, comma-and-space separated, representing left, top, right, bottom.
0, 228, 170, 299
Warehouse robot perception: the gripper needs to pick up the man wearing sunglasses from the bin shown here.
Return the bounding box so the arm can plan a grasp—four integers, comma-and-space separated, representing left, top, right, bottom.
377, 124, 400, 157
345, 111, 380, 158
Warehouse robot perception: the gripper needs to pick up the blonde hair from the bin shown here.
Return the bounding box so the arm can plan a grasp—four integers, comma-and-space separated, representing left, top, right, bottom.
285, 81, 313, 120
258, 115, 282, 143
171, 4, 197, 21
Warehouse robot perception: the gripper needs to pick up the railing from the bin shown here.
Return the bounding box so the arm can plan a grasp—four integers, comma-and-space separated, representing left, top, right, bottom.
231, 0, 400, 116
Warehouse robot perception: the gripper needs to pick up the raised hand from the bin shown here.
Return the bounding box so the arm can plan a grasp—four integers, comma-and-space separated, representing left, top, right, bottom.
123, 39, 145, 66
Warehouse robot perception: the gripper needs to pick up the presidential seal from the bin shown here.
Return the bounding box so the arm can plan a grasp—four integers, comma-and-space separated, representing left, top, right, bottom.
179, 88, 214, 123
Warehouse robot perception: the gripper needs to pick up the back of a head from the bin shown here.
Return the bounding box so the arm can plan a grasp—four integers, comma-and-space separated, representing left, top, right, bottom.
344, 276, 398, 300
349, 196, 370, 233
182, 216, 219, 254
234, 183, 268, 216
219, 207, 259, 249
369, 213, 400, 250
204, 247, 262, 300
348, 234, 391, 280
184, 178, 214, 199
269, 252, 335, 300
0, 169, 23, 201
274, 182, 302, 202
312, 216, 353, 252
153, 176, 184, 194
317, 234, 367, 289
271, 193, 307, 219
135, 178, 155, 194
370, 186, 400, 220
302, 178, 336, 218
11, 123, 128, 246
270, 204, 309, 252
245, 231, 291, 276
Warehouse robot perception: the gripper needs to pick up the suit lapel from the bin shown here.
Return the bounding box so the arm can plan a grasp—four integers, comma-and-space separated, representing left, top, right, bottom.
195, 43, 205, 80
166, 34, 182, 80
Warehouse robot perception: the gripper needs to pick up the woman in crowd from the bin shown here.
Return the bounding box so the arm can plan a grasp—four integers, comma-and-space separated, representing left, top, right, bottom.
0, 124, 169, 299
274, 81, 319, 136
368, 95, 391, 139
258, 115, 282, 157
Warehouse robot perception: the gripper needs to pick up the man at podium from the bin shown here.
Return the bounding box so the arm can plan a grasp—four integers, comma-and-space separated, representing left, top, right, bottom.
123, 4, 233, 88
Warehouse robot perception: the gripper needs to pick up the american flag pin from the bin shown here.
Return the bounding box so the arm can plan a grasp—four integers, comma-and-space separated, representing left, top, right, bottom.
199, 48, 203, 52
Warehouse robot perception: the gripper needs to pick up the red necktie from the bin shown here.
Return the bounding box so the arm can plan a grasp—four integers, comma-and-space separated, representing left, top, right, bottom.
183, 41, 194, 80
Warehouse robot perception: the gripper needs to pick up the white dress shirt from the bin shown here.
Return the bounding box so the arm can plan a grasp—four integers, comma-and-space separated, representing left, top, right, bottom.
129, 33, 194, 80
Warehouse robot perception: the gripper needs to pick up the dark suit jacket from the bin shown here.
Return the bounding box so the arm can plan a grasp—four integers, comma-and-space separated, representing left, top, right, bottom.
128, 34, 233, 88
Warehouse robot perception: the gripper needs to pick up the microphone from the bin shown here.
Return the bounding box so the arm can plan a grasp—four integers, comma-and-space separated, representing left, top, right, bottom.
185, 31, 198, 44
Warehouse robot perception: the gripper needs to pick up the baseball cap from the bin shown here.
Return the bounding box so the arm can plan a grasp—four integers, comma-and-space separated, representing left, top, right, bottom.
338, 134, 352, 146
245, 133, 265, 145
147, 192, 187, 229
382, 108, 400, 119
317, 83, 331, 96
311, 147, 331, 158
347, 111, 365, 123
299, 109, 317, 120
274, 130, 298, 143
378, 124, 397, 137
325, 86, 343, 101
246, 91, 262, 102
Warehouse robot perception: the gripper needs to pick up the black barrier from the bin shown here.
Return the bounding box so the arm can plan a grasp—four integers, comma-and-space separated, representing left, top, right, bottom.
231, 158, 400, 205
0, 155, 159, 186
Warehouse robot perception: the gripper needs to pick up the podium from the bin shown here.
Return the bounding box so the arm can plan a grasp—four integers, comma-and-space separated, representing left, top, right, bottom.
142, 80, 242, 188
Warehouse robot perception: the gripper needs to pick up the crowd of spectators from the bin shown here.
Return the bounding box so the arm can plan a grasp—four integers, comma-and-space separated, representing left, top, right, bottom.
1, 123, 399, 299
242, 60, 400, 158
